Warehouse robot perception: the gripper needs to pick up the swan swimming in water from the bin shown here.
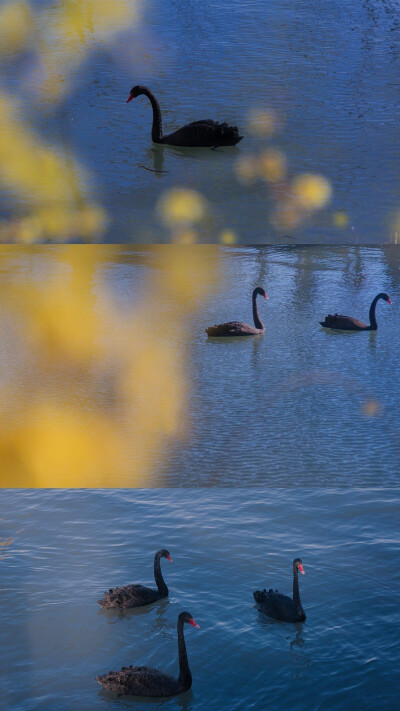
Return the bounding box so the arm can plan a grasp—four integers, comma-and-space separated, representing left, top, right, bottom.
127, 86, 243, 147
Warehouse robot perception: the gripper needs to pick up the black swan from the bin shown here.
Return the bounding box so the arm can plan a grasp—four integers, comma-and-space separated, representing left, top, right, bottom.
126, 86, 243, 147
253, 558, 306, 622
320, 292, 391, 331
97, 549, 172, 610
206, 286, 268, 337
96, 611, 199, 697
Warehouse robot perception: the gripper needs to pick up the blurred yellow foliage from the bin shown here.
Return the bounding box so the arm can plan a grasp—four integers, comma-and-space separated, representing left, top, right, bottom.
235, 149, 286, 186
272, 173, 332, 231
292, 174, 332, 210
236, 103, 333, 235
333, 210, 350, 228
0, 246, 220, 486
157, 188, 208, 229
38, 0, 139, 100
259, 149, 286, 184
247, 108, 279, 137
234, 155, 260, 186
0, 0, 140, 243
219, 229, 237, 245
0, 93, 107, 242
0, 1, 32, 55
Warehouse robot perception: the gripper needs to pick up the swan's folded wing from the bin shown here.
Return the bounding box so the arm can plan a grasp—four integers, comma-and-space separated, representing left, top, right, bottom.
254, 588, 295, 617
321, 313, 367, 329
166, 120, 242, 147
206, 320, 255, 336
96, 666, 178, 696
97, 583, 157, 608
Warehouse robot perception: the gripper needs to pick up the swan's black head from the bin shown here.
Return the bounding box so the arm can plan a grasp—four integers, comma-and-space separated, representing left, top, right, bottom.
378, 292, 392, 305
293, 558, 305, 575
127, 85, 147, 103
157, 548, 172, 562
253, 286, 268, 300
179, 611, 200, 628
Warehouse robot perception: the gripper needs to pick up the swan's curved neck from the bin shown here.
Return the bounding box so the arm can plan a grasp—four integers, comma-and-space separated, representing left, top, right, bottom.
154, 554, 168, 596
292, 566, 302, 612
252, 293, 264, 330
177, 619, 192, 690
141, 88, 163, 143
368, 295, 380, 330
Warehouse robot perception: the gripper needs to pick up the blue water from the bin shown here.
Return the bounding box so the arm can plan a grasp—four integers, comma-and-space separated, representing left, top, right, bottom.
2, 0, 400, 242
1, 488, 399, 710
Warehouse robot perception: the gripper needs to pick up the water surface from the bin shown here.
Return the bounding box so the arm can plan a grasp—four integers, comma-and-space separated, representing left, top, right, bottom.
1, 488, 399, 710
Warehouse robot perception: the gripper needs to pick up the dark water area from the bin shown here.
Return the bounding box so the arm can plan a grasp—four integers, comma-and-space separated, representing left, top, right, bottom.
1, 488, 399, 710
2, 0, 400, 242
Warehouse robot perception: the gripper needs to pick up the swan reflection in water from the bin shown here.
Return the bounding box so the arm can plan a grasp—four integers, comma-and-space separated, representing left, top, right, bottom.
99, 687, 194, 710
101, 597, 174, 640
256, 614, 310, 678
289, 624, 309, 679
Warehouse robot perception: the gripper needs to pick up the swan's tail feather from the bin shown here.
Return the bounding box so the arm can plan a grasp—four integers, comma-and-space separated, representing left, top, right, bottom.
253, 589, 266, 604
215, 122, 243, 146
254, 588, 276, 604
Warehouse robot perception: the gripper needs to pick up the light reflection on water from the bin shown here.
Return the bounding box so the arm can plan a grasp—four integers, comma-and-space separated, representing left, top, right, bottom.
1, 488, 399, 710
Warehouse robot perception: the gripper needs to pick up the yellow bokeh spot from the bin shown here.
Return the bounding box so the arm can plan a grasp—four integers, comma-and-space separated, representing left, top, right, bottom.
234, 155, 259, 185
292, 173, 332, 210
219, 229, 237, 245
247, 108, 278, 137
272, 201, 303, 230
157, 188, 208, 228
333, 211, 350, 228
362, 400, 381, 417
172, 230, 197, 244
259, 149, 286, 183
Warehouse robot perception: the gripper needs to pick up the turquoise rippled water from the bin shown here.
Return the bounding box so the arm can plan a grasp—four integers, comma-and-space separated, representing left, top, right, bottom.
1, 488, 399, 710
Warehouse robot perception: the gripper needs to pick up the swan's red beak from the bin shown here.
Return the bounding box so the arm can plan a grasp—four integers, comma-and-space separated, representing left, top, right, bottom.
264, 294, 268, 300
166, 554, 172, 562
189, 618, 200, 629
388, 298, 392, 304
298, 564, 305, 575
126, 93, 134, 103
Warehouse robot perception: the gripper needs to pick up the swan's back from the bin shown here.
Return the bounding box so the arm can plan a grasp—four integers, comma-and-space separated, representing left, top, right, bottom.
164, 120, 243, 147
97, 583, 163, 609
253, 589, 306, 622
206, 320, 263, 337
96, 666, 181, 697
320, 314, 367, 330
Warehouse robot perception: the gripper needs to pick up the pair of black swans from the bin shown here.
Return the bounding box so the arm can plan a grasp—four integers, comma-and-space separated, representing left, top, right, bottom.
205, 287, 391, 337
96, 550, 305, 697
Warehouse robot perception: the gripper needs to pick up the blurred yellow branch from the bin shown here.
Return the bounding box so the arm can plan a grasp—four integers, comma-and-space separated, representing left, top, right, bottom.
0, 246, 220, 487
